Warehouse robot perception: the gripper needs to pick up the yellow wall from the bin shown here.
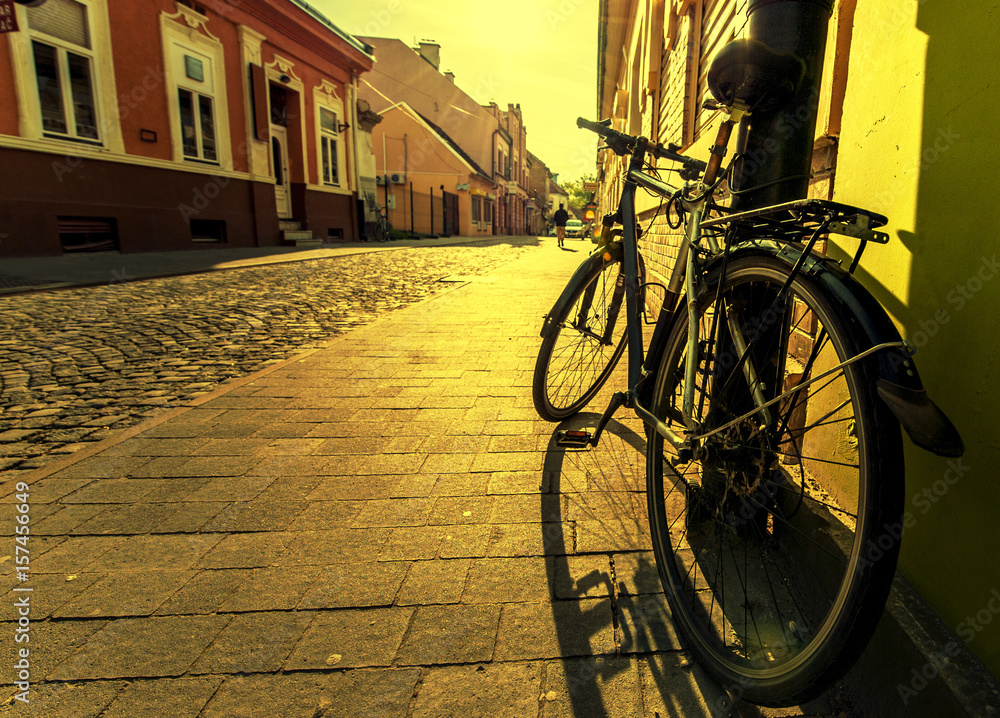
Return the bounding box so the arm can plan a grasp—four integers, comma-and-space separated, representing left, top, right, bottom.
834, 0, 1000, 677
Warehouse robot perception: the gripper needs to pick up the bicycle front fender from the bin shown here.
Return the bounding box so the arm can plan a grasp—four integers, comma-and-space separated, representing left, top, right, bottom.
539, 243, 624, 340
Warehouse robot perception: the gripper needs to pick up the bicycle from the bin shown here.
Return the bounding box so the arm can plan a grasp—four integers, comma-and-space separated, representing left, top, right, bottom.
531, 67, 964, 709
364, 202, 392, 243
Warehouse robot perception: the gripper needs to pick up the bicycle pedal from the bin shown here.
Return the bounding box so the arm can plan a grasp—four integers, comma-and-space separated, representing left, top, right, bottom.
556, 429, 593, 448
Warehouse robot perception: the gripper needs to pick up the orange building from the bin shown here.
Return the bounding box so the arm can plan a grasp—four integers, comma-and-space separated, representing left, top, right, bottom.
371, 103, 494, 238
0, 0, 373, 256
357, 37, 533, 237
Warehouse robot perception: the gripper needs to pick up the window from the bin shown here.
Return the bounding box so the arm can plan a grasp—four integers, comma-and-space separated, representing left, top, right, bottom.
319, 107, 340, 186
471, 196, 481, 222
26, 0, 100, 143
161, 8, 231, 169
174, 48, 217, 163
177, 87, 217, 161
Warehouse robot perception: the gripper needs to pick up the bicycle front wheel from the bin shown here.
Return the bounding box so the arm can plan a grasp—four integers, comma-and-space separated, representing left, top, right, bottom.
532, 251, 643, 421
646, 253, 903, 705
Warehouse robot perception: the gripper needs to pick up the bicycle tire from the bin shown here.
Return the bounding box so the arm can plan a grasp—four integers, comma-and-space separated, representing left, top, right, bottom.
645, 253, 903, 706
366, 220, 386, 243
532, 250, 644, 421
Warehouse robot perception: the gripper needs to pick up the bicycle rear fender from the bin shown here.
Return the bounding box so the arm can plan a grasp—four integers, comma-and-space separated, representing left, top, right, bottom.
640, 241, 964, 457
539, 243, 624, 340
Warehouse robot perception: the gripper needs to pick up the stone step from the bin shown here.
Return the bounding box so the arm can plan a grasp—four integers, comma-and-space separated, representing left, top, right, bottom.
278, 220, 302, 232
281, 229, 322, 248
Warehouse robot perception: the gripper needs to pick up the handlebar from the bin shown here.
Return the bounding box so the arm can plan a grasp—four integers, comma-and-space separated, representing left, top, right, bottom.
577, 117, 707, 174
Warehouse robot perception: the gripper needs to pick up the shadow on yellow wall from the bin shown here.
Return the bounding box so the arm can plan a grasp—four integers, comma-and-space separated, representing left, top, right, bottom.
844, 1, 1000, 678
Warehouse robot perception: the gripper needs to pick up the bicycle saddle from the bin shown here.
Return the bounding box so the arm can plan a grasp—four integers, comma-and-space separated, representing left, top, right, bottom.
708, 38, 805, 112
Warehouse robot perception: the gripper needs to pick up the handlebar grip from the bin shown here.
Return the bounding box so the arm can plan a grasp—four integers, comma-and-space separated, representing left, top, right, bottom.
577, 117, 634, 155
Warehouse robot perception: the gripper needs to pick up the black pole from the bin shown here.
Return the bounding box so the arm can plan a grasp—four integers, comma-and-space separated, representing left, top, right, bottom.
730, 0, 834, 211
430, 186, 434, 237
440, 185, 447, 236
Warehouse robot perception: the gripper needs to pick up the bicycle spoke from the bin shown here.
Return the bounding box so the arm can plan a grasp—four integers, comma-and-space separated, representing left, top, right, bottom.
644, 254, 896, 691
534, 257, 631, 418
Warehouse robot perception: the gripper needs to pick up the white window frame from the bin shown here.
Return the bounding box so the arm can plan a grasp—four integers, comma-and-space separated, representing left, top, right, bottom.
313, 80, 349, 194
6, 0, 123, 152
317, 105, 343, 188
160, 5, 232, 169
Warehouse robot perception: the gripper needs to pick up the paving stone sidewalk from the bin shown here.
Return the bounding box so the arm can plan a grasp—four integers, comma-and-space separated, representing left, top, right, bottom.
0, 239, 535, 474
0, 241, 846, 717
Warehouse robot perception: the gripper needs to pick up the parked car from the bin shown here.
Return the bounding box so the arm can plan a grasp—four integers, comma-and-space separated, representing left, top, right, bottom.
565, 219, 584, 238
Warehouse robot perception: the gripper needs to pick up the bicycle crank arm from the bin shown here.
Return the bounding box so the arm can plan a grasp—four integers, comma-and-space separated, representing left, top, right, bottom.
555, 391, 629, 449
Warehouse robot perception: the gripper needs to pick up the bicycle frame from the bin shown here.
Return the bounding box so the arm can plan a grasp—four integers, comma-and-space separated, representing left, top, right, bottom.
610, 140, 714, 456
558, 117, 962, 461
609, 138, 855, 458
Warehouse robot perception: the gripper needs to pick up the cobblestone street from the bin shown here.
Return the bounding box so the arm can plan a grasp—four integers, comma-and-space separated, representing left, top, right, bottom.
0, 239, 537, 477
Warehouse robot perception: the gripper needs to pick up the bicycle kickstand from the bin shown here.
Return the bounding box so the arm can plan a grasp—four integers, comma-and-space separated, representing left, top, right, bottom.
556, 391, 628, 449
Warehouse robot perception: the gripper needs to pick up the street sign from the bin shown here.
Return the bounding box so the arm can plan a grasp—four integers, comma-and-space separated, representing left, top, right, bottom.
0, 0, 19, 34
583, 181, 599, 191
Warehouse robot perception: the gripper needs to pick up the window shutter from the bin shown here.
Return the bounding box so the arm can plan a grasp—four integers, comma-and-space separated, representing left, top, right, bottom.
27, 0, 90, 49
249, 63, 268, 141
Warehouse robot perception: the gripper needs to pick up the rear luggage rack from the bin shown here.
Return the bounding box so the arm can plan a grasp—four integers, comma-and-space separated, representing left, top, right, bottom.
702, 199, 889, 244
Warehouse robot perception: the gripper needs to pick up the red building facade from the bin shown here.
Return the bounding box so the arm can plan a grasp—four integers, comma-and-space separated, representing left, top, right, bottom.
0, 0, 373, 256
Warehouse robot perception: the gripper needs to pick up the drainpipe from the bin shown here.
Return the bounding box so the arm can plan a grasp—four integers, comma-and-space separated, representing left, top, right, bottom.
488, 130, 496, 235
349, 71, 361, 241
382, 133, 389, 216
729, 0, 834, 211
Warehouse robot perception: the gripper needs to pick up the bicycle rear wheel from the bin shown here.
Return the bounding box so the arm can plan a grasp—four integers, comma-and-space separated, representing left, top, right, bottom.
532, 251, 643, 421
366, 220, 387, 243
646, 253, 903, 705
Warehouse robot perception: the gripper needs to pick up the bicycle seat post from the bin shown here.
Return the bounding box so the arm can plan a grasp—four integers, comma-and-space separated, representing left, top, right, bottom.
703, 101, 748, 186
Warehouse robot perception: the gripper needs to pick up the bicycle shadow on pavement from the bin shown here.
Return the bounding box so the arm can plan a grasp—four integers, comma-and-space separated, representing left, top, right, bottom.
539, 412, 740, 717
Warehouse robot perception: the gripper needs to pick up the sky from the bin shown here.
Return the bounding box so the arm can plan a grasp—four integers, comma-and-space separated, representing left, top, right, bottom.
321, 0, 600, 183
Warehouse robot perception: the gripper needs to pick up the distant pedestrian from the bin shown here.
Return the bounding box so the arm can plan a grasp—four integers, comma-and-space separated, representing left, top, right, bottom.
554, 204, 569, 248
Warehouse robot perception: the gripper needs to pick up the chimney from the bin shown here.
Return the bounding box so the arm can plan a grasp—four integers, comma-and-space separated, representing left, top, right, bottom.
444, 70, 455, 83
416, 40, 440, 70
